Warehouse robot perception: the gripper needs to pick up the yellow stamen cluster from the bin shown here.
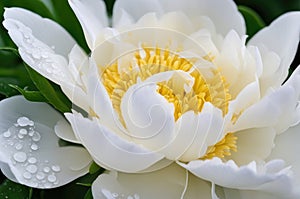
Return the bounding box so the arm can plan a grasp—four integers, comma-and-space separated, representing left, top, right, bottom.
100, 47, 237, 160
200, 133, 238, 160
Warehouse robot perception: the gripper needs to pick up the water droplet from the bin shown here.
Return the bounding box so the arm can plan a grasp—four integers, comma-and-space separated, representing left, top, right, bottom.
36, 172, 45, 180
28, 130, 34, 137
112, 193, 119, 197
15, 143, 23, 150
17, 117, 32, 127
46, 68, 53, 73
47, 175, 56, 183
13, 152, 27, 163
51, 46, 55, 50
28, 121, 34, 126
43, 167, 50, 173
19, 129, 27, 135
51, 165, 61, 172
17, 134, 24, 139
31, 144, 39, 151
23, 172, 32, 179
28, 157, 37, 164
26, 165, 38, 173
3, 130, 11, 138
32, 132, 41, 142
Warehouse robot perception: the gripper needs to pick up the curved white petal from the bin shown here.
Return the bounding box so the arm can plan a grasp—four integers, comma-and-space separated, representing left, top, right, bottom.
183, 172, 212, 199
113, 0, 245, 36
0, 96, 92, 189
3, 8, 75, 86
113, 0, 163, 27
248, 12, 300, 86
232, 83, 299, 133
121, 80, 175, 151
92, 163, 189, 199
229, 128, 276, 165
65, 112, 164, 173
267, 123, 300, 196
54, 119, 80, 144
178, 158, 297, 197
68, 0, 109, 49
179, 103, 224, 162
3, 7, 76, 57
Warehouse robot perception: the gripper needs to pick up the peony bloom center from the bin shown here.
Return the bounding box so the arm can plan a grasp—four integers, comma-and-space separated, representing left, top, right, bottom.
101, 46, 237, 160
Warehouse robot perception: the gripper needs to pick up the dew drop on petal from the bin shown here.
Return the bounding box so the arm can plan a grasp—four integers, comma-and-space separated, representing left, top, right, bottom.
47, 175, 56, 183
28, 157, 37, 164
43, 167, 50, 173
23, 172, 32, 179
17, 117, 31, 127
26, 165, 38, 174
32, 132, 41, 142
13, 152, 27, 163
19, 129, 27, 135
3, 131, 11, 138
112, 193, 118, 197
15, 143, 23, 150
36, 172, 45, 180
17, 134, 24, 139
51, 165, 61, 172
31, 144, 39, 151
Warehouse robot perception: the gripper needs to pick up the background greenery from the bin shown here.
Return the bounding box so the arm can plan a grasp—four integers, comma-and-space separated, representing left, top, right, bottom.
0, 0, 299, 198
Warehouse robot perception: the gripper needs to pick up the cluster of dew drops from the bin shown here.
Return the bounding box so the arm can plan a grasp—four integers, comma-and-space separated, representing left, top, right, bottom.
1, 116, 61, 188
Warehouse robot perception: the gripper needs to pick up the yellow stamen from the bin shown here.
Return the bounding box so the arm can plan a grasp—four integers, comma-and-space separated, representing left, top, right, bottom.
100, 46, 237, 160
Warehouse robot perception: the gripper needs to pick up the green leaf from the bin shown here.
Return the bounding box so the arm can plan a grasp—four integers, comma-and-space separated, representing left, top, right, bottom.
0, 179, 31, 199
84, 189, 93, 199
89, 162, 101, 174
0, 47, 19, 57
25, 65, 71, 113
0, 77, 19, 97
2, 0, 53, 19
9, 84, 47, 102
238, 5, 265, 39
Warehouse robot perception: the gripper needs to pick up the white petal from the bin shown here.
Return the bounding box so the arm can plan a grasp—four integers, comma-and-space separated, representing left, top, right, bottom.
179, 158, 297, 197
66, 112, 164, 173
121, 78, 176, 151
267, 123, 300, 196
68, 0, 109, 49
223, 188, 298, 199
182, 173, 212, 199
87, 59, 120, 129
54, 119, 80, 144
113, 0, 245, 36
3, 8, 75, 86
179, 103, 224, 162
3, 7, 76, 57
113, 0, 163, 27
0, 96, 92, 189
229, 128, 276, 165
92, 163, 188, 199
248, 12, 300, 86
232, 84, 298, 133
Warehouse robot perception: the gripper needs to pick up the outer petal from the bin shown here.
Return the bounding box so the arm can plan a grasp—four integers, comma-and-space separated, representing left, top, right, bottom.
229, 128, 276, 165
267, 123, 300, 196
178, 158, 297, 197
92, 163, 212, 199
231, 84, 299, 133
113, 0, 245, 36
248, 12, 300, 87
3, 8, 75, 86
54, 119, 80, 144
65, 112, 164, 173
69, 0, 109, 49
0, 96, 92, 188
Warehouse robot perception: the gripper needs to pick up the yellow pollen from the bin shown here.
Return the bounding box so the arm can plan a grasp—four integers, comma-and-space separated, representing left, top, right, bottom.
100, 46, 237, 160
200, 133, 238, 160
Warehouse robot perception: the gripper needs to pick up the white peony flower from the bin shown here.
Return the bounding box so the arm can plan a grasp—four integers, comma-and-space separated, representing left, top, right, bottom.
1, 0, 300, 198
